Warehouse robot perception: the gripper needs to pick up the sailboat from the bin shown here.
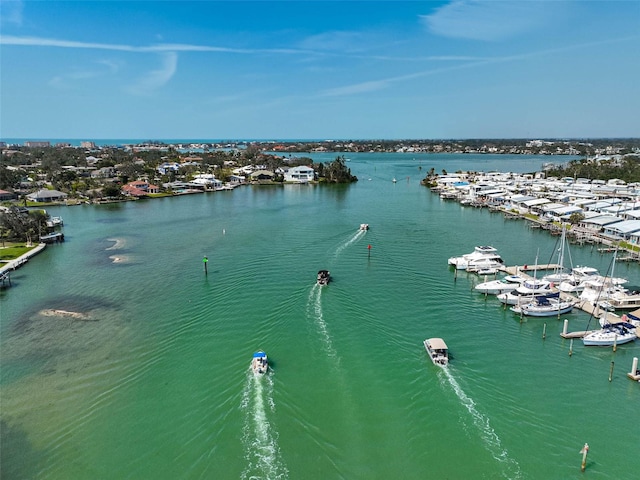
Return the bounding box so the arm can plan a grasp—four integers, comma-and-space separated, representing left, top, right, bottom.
542, 225, 573, 284
510, 292, 574, 317
582, 321, 637, 346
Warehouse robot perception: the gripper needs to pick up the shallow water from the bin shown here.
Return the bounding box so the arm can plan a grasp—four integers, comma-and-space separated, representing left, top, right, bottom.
1, 154, 638, 479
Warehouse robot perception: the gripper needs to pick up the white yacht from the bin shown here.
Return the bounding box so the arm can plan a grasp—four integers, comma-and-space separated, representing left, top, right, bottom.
448, 246, 503, 271
475, 275, 525, 295
497, 278, 554, 305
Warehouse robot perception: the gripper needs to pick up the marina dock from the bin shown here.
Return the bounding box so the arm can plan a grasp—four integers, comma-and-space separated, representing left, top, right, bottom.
500, 265, 631, 338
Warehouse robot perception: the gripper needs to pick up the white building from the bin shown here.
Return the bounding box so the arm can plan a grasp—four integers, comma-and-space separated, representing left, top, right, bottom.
284, 166, 315, 183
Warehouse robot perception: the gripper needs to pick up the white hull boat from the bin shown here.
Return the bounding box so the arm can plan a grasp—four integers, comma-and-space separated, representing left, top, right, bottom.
448, 245, 503, 271
497, 278, 554, 305
424, 338, 449, 366
582, 323, 637, 346
510, 294, 574, 317
251, 351, 268, 375
475, 275, 524, 295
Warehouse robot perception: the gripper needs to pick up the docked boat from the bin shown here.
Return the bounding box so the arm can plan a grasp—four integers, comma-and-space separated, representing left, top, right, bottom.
423, 338, 449, 366
251, 351, 268, 375
593, 286, 640, 311
448, 245, 503, 271
360, 223, 369, 231
317, 269, 331, 285
475, 275, 525, 295
582, 322, 637, 346
510, 293, 574, 317
497, 278, 554, 305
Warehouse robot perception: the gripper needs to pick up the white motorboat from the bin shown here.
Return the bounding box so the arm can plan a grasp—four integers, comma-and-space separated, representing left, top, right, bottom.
510, 293, 574, 317
593, 286, 640, 311
251, 351, 268, 375
497, 278, 554, 305
582, 322, 637, 346
360, 223, 369, 231
448, 245, 503, 271
423, 338, 449, 366
558, 266, 600, 293
475, 275, 525, 295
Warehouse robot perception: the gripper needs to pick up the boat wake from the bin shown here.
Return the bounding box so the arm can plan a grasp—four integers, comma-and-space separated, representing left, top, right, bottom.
334, 229, 365, 257
241, 370, 288, 480
307, 284, 339, 361
440, 368, 522, 479
105, 237, 126, 250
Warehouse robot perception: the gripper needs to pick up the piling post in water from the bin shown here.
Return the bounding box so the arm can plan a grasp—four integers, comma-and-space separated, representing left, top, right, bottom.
609, 361, 615, 382
613, 333, 618, 352
203, 256, 208, 275
542, 322, 547, 340
368, 244, 371, 259
630, 357, 639, 377
580, 443, 589, 472
563, 319, 569, 336
569, 339, 574, 357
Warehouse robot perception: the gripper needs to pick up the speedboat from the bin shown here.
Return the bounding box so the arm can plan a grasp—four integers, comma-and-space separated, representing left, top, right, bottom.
475, 275, 525, 295
510, 293, 574, 317
251, 351, 268, 375
360, 223, 369, 231
448, 245, 503, 271
317, 270, 331, 285
424, 338, 449, 366
582, 323, 637, 346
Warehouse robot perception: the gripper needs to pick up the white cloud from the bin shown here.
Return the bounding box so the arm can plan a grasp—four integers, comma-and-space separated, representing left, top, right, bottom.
125, 52, 178, 95
421, 0, 553, 41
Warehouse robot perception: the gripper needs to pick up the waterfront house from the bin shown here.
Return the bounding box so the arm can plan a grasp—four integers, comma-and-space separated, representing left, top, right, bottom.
122, 180, 160, 197
250, 170, 275, 181
602, 220, 640, 241
26, 189, 68, 202
284, 166, 315, 183
578, 215, 623, 233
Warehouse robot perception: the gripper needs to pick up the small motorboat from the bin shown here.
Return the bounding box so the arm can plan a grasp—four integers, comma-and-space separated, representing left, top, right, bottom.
360, 223, 369, 231
317, 270, 331, 286
423, 337, 449, 366
252, 351, 268, 375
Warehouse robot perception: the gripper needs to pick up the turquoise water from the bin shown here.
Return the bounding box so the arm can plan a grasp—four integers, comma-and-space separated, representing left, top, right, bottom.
1, 154, 638, 479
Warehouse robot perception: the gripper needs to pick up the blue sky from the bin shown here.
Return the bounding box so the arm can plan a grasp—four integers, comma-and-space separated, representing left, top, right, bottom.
1, 1, 639, 140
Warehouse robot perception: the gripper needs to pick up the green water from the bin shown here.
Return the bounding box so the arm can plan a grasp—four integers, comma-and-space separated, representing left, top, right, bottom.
1, 154, 638, 479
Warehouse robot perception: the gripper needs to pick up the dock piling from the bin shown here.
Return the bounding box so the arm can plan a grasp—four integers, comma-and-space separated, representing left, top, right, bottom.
580, 443, 589, 472
203, 256, 208, 275
542, 322, 547, 340
627, 357, 640, 381
562, 319, 568, 336
569, 339, 574, 357
609, 361, 615, 382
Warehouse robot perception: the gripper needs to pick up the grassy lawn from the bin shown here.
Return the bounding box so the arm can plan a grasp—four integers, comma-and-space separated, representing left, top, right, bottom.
0, 243, 36, 261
